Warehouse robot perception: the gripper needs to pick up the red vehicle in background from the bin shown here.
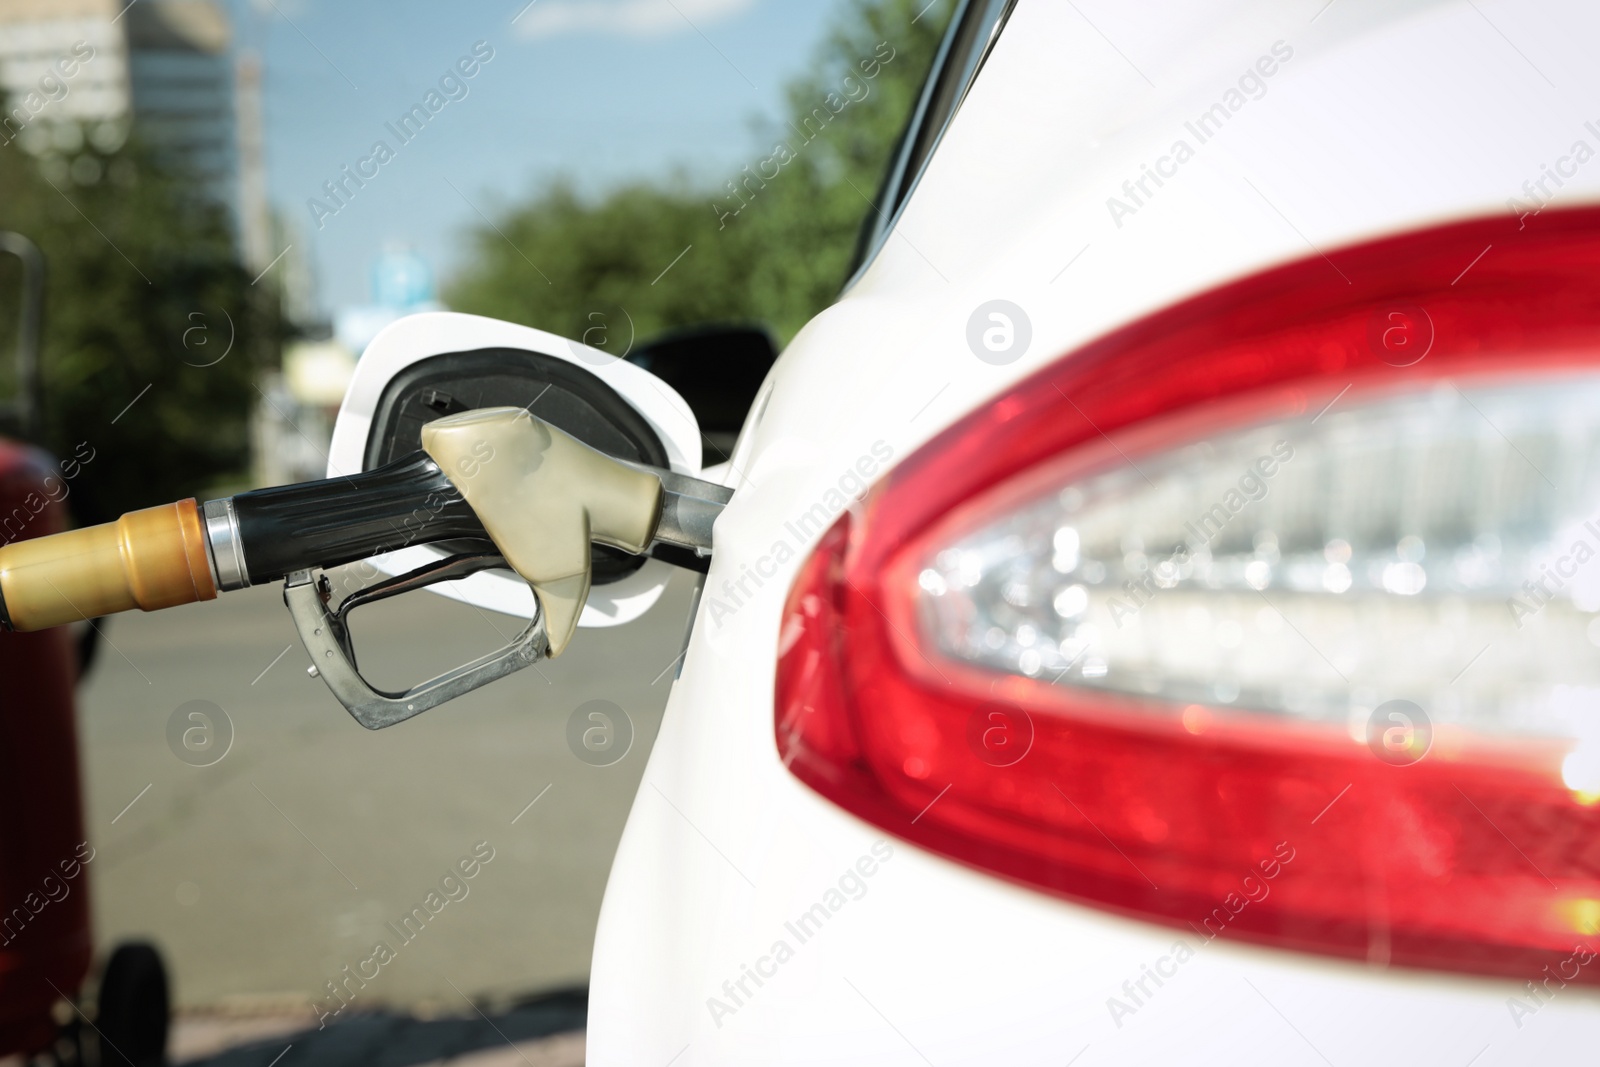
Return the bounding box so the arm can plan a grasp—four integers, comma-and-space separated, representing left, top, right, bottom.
0, 232, 167, 1066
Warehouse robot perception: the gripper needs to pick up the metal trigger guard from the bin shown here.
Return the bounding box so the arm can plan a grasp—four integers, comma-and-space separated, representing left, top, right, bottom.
284, 553, 548, 729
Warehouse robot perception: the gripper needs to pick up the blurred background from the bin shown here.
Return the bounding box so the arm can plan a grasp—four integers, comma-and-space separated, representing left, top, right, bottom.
0, 0, 953, 1062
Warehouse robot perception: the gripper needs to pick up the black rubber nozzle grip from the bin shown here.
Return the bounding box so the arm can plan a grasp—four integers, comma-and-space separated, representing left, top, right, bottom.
229, 452, 490, 584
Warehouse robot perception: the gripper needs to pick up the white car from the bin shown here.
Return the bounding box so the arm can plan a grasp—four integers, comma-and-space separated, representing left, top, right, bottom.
575, 0, 1599, 1062
4, 0, 1594, 1059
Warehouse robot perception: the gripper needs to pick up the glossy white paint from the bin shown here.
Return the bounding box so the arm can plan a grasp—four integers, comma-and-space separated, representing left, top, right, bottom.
329, 310, 701, 627
590, 0, 1600, 1063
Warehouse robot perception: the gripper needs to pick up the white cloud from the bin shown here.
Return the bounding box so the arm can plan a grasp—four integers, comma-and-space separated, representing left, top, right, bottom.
513, 0, 756, 40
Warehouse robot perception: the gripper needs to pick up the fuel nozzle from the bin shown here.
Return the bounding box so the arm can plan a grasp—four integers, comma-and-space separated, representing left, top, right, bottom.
0, 408, 730, 727
421, 406, 666, 656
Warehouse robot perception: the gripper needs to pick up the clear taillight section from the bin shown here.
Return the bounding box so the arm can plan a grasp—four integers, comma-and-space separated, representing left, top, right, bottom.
920, 378, 1600, 748
776, 209, 1600, 984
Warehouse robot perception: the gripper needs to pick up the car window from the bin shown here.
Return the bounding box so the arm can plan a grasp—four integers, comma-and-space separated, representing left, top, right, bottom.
842, 0, 1019, 289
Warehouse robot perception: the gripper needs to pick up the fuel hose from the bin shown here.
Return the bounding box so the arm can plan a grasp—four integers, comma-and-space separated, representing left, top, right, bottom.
0, 410, 727, 637
0, 453, 487, 633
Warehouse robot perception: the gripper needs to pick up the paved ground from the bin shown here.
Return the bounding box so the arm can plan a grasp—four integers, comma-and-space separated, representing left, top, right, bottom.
171, 991, 587, 1066
73, 566, 698, 1016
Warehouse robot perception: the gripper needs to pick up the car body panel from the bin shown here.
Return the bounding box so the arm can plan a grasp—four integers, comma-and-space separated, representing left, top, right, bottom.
591, 1, 1600, 1061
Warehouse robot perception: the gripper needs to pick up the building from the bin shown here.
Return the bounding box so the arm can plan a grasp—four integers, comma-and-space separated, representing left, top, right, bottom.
124, 0, 238, 209
0, 0, 128, 146
0, 0, 246, 226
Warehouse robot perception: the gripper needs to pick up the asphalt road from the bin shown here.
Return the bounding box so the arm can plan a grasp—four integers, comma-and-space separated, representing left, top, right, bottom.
74, 565, 699, 1013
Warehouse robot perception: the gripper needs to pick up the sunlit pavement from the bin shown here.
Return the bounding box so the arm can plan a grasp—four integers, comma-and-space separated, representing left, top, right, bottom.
73, 566, 698, 1018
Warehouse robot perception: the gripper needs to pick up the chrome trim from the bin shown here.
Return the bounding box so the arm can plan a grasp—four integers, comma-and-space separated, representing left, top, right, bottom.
636, 465, 731, 554
839, 0, 1019, 294
203, 497, 250, 591
198, 507, 222, 591
285, 563, 547, 729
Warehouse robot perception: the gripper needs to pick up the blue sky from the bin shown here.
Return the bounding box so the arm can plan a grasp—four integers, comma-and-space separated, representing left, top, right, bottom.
227, 0, 842, 311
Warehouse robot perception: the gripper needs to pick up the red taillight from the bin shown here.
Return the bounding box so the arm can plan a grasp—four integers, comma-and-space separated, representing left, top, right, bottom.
776, 209, 1600, 982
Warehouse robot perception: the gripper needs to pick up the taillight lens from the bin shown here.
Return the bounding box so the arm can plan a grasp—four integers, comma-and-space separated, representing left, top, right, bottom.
777, 209, 1600, 982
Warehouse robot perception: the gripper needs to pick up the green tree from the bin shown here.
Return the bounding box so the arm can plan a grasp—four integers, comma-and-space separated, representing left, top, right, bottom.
0, 130, 266, 522
446, 0, 954, 346
446, 177, 767, 350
